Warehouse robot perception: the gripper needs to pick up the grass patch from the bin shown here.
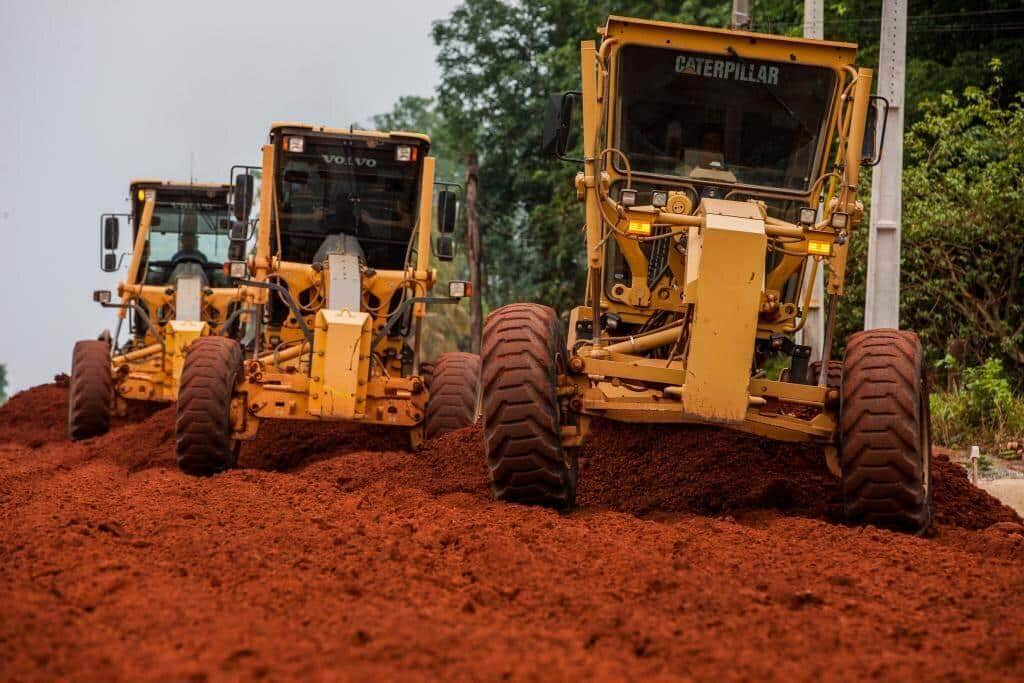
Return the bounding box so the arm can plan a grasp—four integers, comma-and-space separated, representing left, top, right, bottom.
930, 358, 1024, 450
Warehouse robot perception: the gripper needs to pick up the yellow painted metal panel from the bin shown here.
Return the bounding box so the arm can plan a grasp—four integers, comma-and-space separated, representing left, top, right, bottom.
683, 200, 766, 423
165, 320, 209, 395
308, 310, 372, 420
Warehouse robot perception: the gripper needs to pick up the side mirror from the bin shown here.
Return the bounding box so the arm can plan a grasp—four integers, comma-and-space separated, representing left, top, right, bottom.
102, 253, 118, 272
103, 216, 119, 250
435, 234, 455, 262
861, 95, 889, 167
233, 173, 254, 221
540, 92, 578, 159
228, 219, 248, 261
438, 190, 457, 234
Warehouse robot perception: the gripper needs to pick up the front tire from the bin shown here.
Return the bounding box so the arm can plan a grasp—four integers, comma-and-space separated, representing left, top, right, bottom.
481, 303, 576, 510
423, 352, 480, 440
68, 340, 113, 440
840, 329, 931, 533
175, 336, 242, 476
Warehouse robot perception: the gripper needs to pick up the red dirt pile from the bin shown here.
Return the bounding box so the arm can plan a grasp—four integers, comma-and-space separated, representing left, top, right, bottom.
1, 384, 1022, 681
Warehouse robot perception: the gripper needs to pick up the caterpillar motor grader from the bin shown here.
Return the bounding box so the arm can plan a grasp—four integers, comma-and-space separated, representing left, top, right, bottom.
481, 16, 932, 532
173, 123, 479, 475
68, 179, 245, 439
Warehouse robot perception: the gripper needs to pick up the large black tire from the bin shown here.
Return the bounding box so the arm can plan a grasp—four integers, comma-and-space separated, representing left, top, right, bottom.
67, 340, 113, 440
840, 329, 932, 533
481, 303, 576, 510
424, 352, 480, 439
175, 336, 242, 476
808, 359, 843, 389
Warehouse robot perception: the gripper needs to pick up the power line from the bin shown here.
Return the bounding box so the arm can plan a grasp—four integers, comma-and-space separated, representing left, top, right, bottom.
759, 7, 1024, 30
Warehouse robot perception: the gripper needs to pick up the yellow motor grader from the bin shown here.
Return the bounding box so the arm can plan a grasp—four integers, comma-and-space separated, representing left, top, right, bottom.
68, 180, 245, 439
173, 123, 479, 475
481, 16, 932, 532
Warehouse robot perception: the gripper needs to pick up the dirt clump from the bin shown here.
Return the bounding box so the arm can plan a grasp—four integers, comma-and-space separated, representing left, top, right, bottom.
931, 451, 1020, 528
1, 386, 1023, 680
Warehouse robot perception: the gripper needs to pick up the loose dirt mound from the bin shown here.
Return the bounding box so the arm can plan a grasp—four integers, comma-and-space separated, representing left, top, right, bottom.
0, 383, 162, 447
2, 386, 1023, 680
0, 383, 70, 446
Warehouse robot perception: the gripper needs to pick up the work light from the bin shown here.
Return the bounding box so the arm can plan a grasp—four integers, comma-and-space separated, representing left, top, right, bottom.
651, 190, 668, 208
93, 290, 111, 304
620, 189, 637, 206
448, 280, 472, 299
286, 136, 305, 153
829, 211, 849, 230
798, 207, 817, 226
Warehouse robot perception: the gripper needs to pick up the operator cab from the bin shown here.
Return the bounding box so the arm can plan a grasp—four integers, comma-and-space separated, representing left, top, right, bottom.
603, 33, 841, 298
270, 125, 431, 270
130, 181, 233, 288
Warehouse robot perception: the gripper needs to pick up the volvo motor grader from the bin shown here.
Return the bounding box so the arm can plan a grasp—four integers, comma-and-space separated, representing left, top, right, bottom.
68, 180, 244, 440
173, 123, 479, 475
481, 16, 932, 532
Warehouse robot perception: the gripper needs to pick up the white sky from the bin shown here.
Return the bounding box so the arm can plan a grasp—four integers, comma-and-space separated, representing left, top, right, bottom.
0, 0, 459, 393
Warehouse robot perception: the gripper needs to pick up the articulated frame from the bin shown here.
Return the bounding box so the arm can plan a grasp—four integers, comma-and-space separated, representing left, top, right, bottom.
109, 182, 242, 410
558, 18, 874, 467
228, 127, 442, 444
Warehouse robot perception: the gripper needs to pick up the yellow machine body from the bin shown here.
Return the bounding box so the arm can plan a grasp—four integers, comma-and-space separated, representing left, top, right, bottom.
108, 180, 240, 410
683, 200, 766, 423
558, 16, 875, 460
228, 123, 442, 443
309, 310, 372, 420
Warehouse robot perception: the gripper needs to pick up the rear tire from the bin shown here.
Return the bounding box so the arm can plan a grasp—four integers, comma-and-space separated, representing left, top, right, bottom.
840, 329, 931, 533
68, 340, 113, 440
481, 303, 576, 510
423, 352, 480, 439
808, 360, 843, 389
175, 336, 242, 476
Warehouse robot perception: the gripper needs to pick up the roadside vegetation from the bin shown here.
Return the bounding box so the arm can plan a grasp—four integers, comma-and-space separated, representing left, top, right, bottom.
931, 358, 1024, 455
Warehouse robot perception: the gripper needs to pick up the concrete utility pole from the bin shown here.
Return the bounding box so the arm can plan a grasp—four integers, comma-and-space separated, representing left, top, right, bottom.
731, 0, 750, 30
864, 0, 907, 329
798, 0, 825, 364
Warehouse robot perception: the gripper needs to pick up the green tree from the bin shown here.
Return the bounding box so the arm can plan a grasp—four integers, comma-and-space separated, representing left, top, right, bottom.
371, 95, 473, 356
0, 363, 7, 405
837, 76, 1024, 386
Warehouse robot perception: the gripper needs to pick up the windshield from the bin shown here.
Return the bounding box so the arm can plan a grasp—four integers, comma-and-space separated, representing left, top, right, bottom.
141, 198, 230, 286
274, 135, 424, 269
615, 45, 836, 191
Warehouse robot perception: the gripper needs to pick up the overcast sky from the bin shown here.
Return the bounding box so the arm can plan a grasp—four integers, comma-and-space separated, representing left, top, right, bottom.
0, 0, 460, 393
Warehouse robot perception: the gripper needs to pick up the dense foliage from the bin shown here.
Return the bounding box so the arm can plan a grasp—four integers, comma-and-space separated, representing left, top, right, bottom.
836, 79, 1024, 386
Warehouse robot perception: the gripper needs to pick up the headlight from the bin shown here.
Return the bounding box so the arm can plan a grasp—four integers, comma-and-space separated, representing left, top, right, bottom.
620, 188, 637, 207
228, 261, 247, 279
396, 145, 415, 162
829, 212, 849, 230
448, 280, 472, 298
799, 207, 817, 226
286, 136, 305, 153
651, 191, 668, 208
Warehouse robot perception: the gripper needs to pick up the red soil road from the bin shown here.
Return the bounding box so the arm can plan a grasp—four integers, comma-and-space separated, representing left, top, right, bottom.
1, 383, 1023, 681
